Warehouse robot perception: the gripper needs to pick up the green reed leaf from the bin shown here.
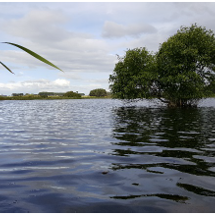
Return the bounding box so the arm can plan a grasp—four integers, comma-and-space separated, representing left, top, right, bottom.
0, 61, 14, 74
3, 42, 63, 72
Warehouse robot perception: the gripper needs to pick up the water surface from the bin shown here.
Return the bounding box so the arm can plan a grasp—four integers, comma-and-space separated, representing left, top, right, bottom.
0, 98, 215, 212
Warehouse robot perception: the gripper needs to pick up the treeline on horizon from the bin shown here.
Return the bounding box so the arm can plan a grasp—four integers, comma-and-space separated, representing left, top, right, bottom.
0, 89, 111, 100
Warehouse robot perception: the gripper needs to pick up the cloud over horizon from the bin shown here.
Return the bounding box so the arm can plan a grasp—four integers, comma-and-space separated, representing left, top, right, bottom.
1, 2, 215, 95
0, 79, 71, 95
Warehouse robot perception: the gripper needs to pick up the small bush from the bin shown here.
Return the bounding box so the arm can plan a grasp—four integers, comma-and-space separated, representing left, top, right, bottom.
63, 91, 81, 98
89, 88, 107, 97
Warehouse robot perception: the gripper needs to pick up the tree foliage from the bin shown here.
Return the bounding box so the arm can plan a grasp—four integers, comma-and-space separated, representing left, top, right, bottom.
89, 88, 107, 97
109, 48, 157, 100
39, 92, 54, 97
63, 91, 81, 98
38, 92, 65, 97
109, 24, 215, 107
157, 24, 215, 107
12, 93, 24, 97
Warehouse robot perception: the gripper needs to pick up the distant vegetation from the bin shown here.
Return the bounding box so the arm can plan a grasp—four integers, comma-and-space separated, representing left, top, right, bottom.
12, 93, 24, 97
63, 91, 81, 98
0, 90, 111, 100
38, 92, 64, 98
89, 88, 107, 97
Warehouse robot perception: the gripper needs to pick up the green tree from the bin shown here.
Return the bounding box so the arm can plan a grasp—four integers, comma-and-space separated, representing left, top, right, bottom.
109, 24, 215, 107
109, 47, 157, 100
89, 88, 107, 97
1, 42, 62, 74
38, 92, 55, 98
12, 93, 24, 97
63, 91, 81, 98
157, 24, 215, 107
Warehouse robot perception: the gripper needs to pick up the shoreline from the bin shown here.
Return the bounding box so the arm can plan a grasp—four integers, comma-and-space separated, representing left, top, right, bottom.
0, 96, 112, 100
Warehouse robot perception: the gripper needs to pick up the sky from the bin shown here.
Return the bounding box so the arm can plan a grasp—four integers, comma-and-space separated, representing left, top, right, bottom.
1, 1, 215, 95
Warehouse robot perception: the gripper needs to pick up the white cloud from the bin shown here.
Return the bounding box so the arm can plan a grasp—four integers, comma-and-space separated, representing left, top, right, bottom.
0, 9, 116, 75
1, 9, 69, 43
53, 79, 70, 87
0, 77, 109, 96
0, 79, 71, 95
102, 21, 157, 38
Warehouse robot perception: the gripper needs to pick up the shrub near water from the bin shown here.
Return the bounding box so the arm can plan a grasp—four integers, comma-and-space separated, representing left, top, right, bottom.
89, 88, 107, 97
0, 91, 82, 100
0, 96, 6, 100
63, 91, 81, 98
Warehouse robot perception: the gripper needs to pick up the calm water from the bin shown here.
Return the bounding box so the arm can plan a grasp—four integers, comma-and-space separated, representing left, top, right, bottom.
0, 98, 215, 212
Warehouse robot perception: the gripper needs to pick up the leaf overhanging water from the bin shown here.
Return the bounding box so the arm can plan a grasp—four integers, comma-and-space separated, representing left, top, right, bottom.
2, 42, 63, 72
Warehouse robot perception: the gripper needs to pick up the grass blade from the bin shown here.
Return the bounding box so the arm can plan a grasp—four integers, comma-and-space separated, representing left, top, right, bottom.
0, 61, 14, 74
3, 42, 63, 72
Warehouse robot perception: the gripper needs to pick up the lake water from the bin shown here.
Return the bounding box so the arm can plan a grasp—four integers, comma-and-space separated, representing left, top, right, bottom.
0, 98, 215, 212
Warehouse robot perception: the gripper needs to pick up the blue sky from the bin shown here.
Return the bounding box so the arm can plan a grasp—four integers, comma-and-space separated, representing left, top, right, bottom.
1, 2, 215, 95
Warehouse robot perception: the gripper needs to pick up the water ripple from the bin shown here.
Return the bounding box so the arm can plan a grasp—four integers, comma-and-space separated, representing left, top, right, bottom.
0, 99, 215, 212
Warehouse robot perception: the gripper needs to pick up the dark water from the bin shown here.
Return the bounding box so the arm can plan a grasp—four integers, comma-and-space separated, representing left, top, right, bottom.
0, 98, 215, 212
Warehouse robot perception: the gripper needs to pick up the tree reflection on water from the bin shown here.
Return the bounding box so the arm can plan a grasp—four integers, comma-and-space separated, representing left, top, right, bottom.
110, 106, 215, 200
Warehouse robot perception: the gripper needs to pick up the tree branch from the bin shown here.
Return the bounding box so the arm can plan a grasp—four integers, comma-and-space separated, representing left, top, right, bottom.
158, 97, 170, 104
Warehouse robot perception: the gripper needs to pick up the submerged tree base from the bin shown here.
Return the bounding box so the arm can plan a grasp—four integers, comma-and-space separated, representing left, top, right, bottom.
158, 97, 199, 108
166, 100, 199, 108
167, 102, 198, 108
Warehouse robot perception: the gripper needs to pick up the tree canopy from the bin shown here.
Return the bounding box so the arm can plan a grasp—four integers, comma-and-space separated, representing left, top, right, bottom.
109, 47, 157, 100
63, 91, 81, 98
89, 88, 107, 97
109, 24, 215, 107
